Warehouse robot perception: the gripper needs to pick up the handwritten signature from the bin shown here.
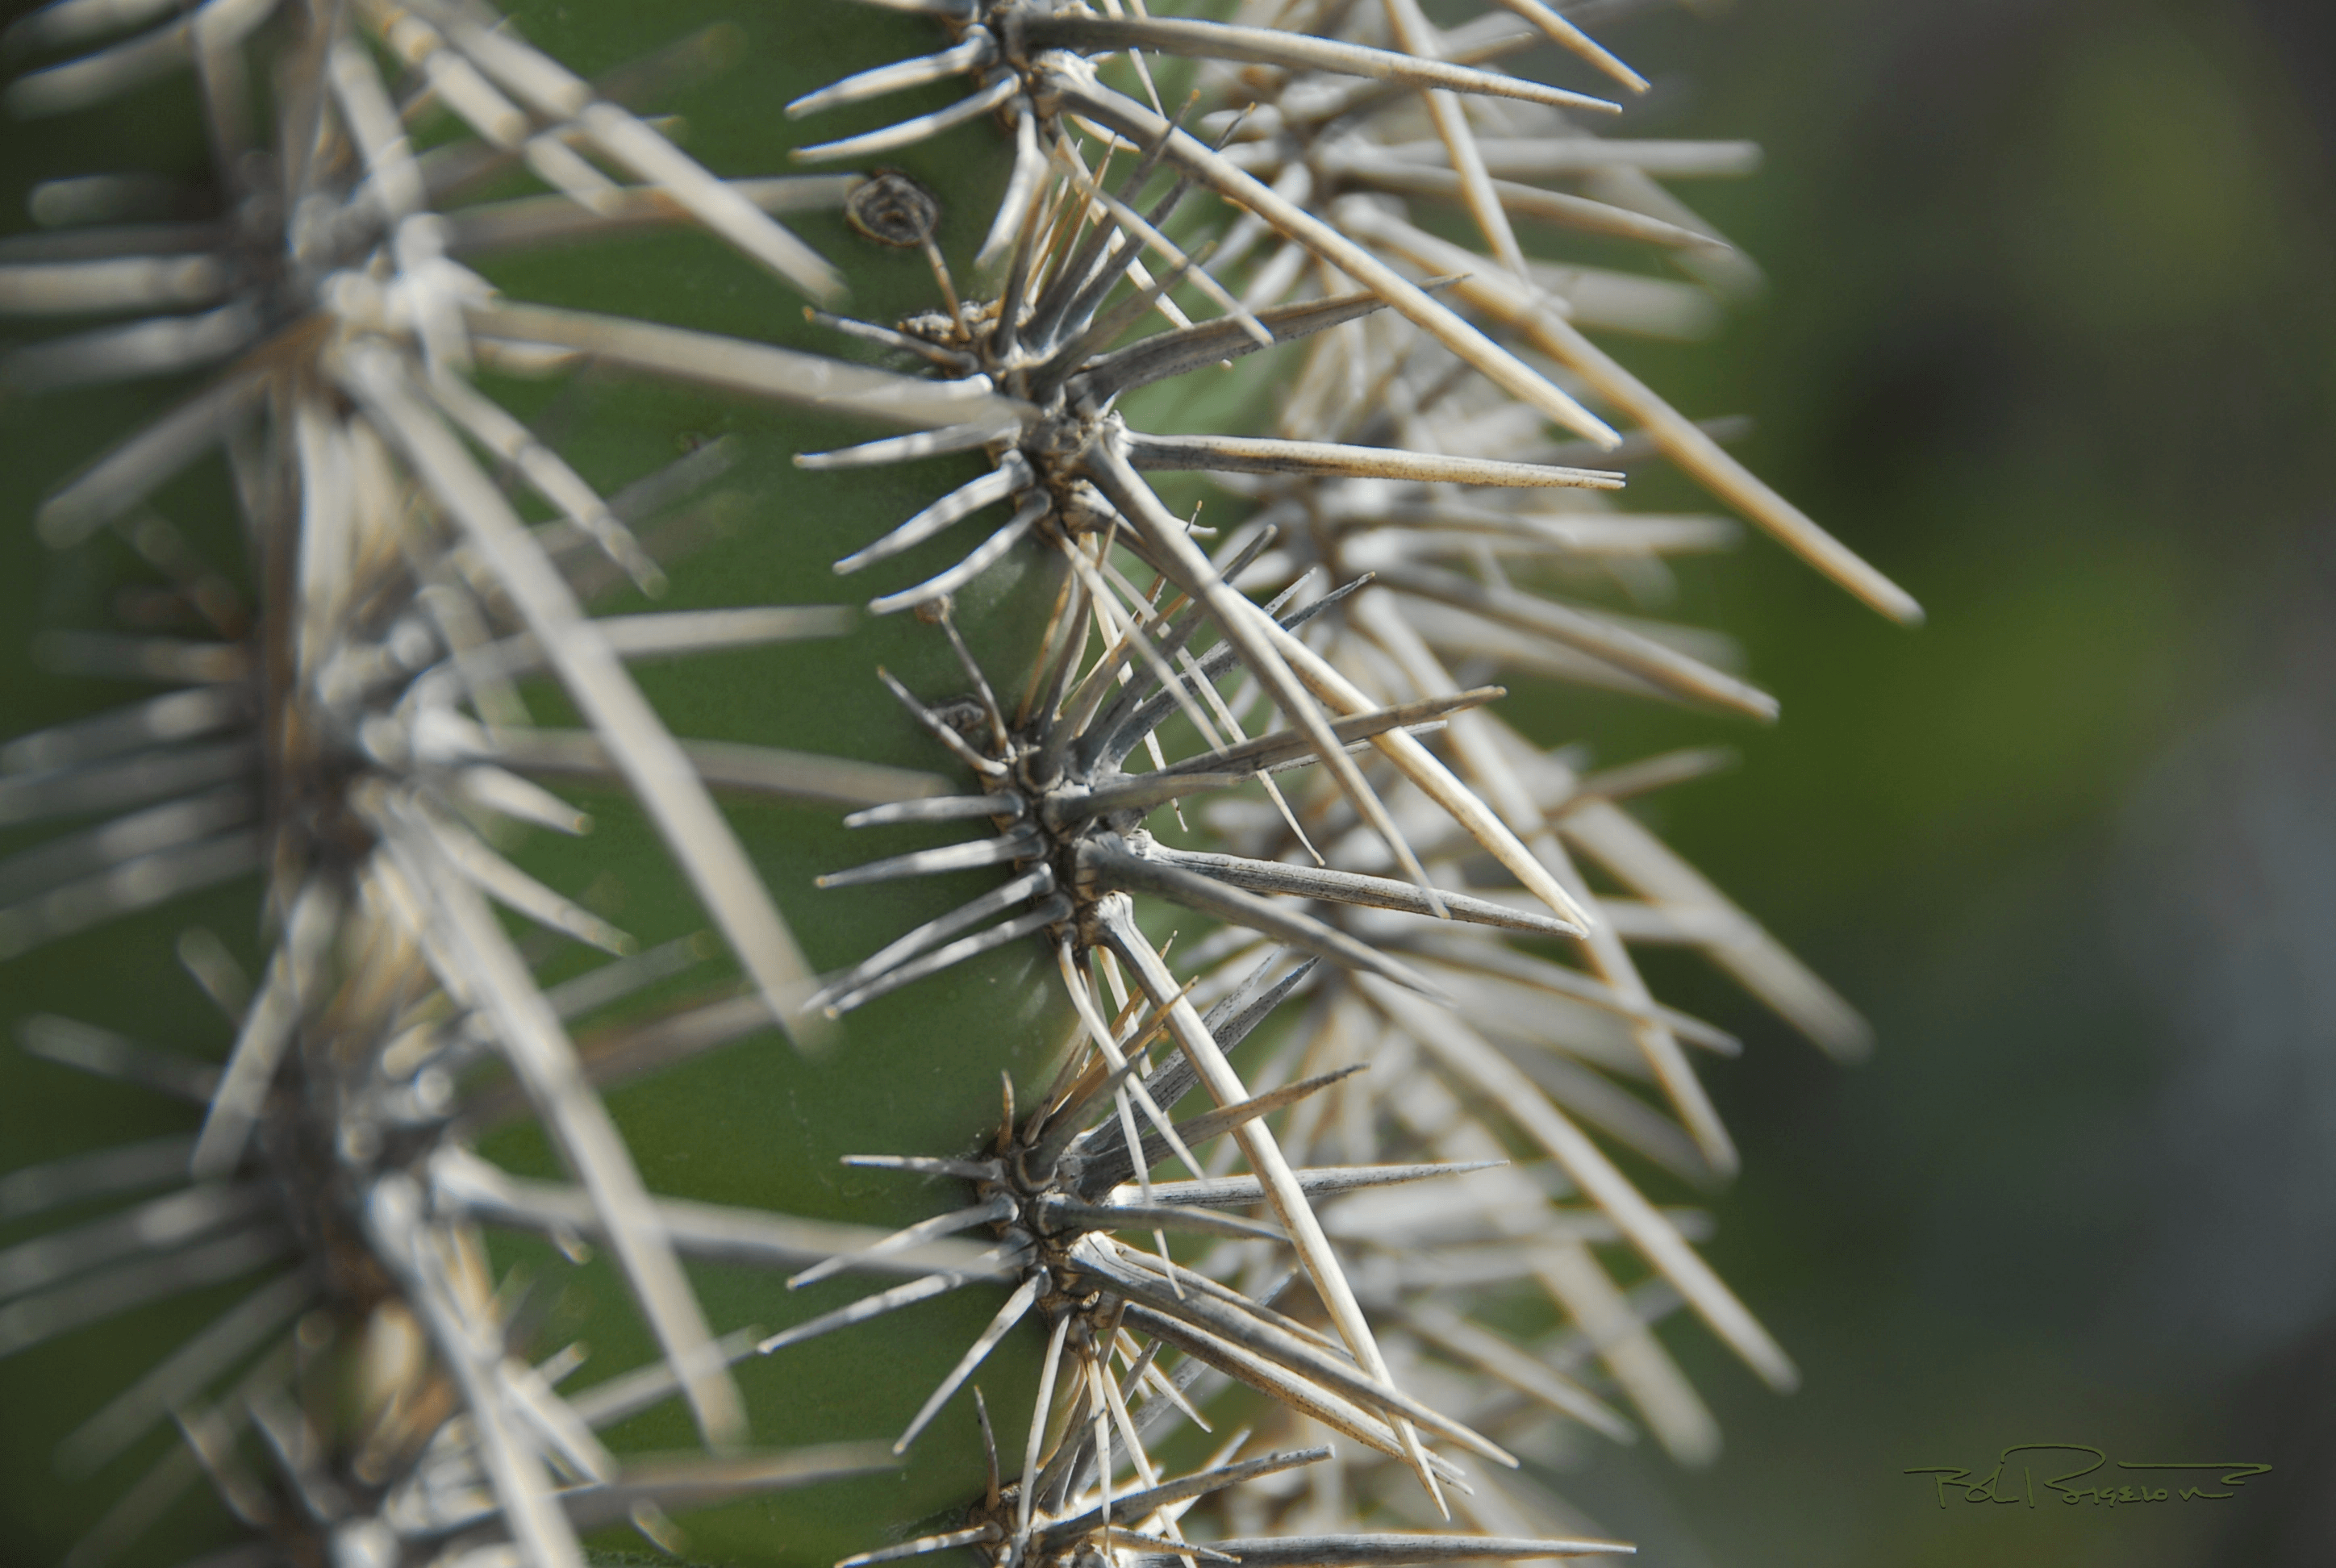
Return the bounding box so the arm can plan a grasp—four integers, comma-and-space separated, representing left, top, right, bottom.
1906, 1445, 2271, 1509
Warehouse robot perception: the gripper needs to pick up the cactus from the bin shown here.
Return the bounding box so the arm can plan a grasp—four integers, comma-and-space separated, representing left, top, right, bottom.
0, 3, 1908, 1568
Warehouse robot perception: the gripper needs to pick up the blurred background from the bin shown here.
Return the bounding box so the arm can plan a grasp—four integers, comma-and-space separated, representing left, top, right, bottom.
3, 0, 2332, 1565
1536, 0, 2336, 1563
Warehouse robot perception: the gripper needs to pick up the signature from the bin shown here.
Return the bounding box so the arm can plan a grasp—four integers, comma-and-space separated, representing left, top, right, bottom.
1906, 1445, 2271, 1509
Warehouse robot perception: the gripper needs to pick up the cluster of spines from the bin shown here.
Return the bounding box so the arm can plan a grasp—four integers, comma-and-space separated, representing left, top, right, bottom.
0, 0, 1905, 1565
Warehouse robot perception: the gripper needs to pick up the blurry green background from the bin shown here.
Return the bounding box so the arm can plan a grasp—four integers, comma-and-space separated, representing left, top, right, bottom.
5, 0, 2334, 1566
1540, 2, 2336, 1565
